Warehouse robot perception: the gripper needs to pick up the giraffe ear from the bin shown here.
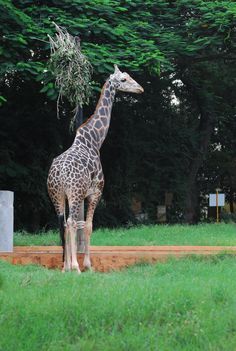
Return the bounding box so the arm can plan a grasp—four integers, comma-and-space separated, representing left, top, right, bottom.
114, 64, 121, 74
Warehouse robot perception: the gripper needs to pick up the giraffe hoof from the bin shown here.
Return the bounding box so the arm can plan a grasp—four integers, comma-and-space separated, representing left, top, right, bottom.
71, 265, 81, 274
86, 266, 94, 273
83, 263, 93, 272
83, 256, 91, 269
62, 265, 70, 273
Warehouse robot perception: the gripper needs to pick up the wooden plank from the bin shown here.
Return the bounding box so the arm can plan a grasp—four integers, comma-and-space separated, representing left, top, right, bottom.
0, 246, 236, 272
9, 245, 236, 252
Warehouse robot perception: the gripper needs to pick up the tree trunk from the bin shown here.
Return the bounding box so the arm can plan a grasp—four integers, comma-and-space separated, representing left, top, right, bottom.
185, 170, 199, 224
229, 176, 234, 213
181, 74, 215, 223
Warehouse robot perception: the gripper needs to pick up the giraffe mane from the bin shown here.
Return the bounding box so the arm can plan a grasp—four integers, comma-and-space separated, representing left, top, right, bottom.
77, 80, 110, 131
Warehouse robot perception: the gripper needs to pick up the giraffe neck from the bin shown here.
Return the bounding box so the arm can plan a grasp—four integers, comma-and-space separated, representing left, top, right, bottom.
77, 80, 116, 150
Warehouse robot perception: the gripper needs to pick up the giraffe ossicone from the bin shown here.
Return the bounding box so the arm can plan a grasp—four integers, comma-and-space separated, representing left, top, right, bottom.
47, 65, 144, 273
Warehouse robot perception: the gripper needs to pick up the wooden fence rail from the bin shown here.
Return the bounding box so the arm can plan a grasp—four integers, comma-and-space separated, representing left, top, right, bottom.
1, 246, 236, 272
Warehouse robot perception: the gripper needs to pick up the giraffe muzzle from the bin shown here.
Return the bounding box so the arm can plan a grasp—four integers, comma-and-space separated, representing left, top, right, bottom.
134, 82, 144, 93
138, 86, 144, 93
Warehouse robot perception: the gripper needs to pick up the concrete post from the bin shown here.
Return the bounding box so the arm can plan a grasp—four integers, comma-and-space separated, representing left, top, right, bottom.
0, 191, 14, 252
77, 200, 85, 253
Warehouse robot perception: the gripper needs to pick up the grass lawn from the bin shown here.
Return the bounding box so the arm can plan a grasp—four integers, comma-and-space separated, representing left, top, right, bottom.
14, 223, 236, 246
1, 255, 236, 350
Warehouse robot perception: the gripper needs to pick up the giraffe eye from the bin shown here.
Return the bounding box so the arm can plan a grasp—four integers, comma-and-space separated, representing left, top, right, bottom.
121, 78, 126, 82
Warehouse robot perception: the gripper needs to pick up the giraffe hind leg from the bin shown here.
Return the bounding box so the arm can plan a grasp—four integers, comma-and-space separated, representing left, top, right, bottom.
63, 223, 72, 272
64, 198, 85, 273
48, 191, 66, 270
58, 214, 65, 262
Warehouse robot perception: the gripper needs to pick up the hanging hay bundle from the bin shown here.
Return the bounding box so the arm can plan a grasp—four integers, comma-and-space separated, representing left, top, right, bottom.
48, 23, 93, 111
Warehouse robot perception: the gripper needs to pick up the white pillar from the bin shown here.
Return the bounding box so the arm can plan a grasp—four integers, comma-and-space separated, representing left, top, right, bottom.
0, 191, 14, 252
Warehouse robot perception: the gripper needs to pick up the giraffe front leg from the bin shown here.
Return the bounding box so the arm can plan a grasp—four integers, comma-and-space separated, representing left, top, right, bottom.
63, 217, 81, 273
83, 220, 93, 270
67, 218, 81, 274
83, 190, 102, 270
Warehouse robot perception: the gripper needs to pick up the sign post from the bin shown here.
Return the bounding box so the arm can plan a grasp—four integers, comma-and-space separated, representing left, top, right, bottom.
209, 191, 225, 223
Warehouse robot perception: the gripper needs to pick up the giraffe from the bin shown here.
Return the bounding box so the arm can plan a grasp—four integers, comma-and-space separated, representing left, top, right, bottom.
47, 65, 144, 273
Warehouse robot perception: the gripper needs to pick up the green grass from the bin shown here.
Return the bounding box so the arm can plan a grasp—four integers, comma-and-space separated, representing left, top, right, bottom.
14, 223, 236, 246
1, 256, 236, 350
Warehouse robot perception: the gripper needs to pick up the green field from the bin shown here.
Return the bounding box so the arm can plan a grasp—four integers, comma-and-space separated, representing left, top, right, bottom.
14, 223, 236, 246
1, 255, 236, 350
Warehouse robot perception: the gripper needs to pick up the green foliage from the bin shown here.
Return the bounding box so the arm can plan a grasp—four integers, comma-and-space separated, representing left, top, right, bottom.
0, 95, 7, 106
0, 0, 166, 104
0, 0, 235, 229
1, 0, 235, 84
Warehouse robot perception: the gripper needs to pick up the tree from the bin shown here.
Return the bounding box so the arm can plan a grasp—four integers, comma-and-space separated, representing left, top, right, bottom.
0, 0, 235, 229
154, 0, 236, 222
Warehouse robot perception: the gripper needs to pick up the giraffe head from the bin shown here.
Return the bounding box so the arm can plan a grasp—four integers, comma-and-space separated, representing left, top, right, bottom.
109, 65, 144, 94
